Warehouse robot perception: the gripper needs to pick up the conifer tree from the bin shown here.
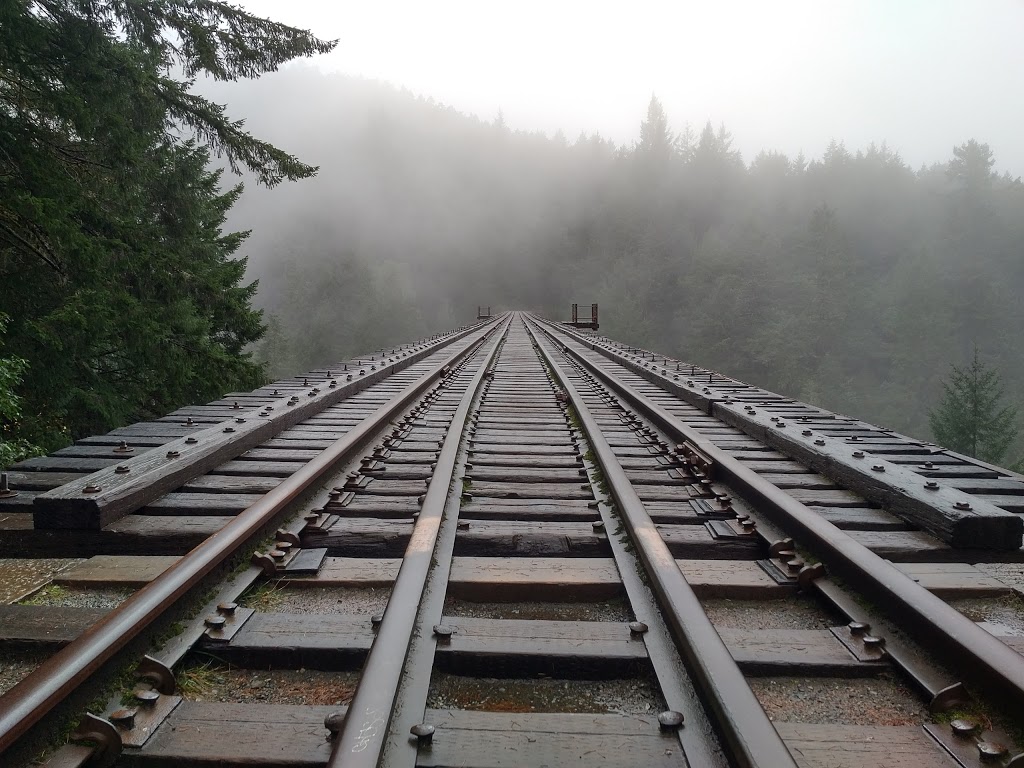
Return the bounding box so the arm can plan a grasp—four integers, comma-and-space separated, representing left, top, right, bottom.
0, 1, 335, 448
929, 348, 1017, 463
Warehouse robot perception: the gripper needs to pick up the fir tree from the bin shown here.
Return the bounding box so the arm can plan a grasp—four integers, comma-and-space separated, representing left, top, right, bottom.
929, 348, 1017, 463
0, 1, 336, 448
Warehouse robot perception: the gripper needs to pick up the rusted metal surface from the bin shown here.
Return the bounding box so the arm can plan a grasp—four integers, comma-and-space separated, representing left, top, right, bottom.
32, 323, 490, 531
8, 311, 1024, 767
329, 316, 509, 767
0, 319, 502, 756
528, 317, 797, 768
533, 313, 1024, 715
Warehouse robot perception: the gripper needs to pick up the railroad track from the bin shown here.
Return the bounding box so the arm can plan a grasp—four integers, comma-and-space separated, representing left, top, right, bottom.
1, 311, 1024, 767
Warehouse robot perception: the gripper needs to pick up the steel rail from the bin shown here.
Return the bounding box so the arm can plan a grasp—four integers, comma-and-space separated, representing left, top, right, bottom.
328, 315, 511, 768
526, 316, 797, 768
0, 317, 504, 757
531, 314, 1024, 714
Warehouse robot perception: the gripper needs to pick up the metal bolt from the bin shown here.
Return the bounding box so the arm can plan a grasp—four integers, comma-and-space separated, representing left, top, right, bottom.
848, 621, 870, 635
592, 521, 605, 531
862, 635, 885, 649
954, 501, 972, 510
115, 465, 130, 474
410, 723, 435, 745
457, 521, 470, 530
852, 450, 865, 458
204, 615, 226, 628
950, 719, 978, 737
324, 711, 345, 735
814, 439, 826, 446
235, 417, 245, 424
166, 450, 180, 458
925, 481, 939, 490
217, 602, 238, 614
371, 614, 384, 628
776, 421, 786, 428
658, 711, 685, 729
269, 549, 287, 560
802, 429, 812, 436
629, 621, 649, 635
83, 484, 102, 494
110, 709, 137, 729
134, 689, 160, 706
224, 426, 235, 432
871, 464, 885, 472
977, 741, 1008, 760
114, 440, 133, 453
184, 417, 195, 426
433, 624, 453, 640
232, 401, 241, 409
185, 437, 198, 444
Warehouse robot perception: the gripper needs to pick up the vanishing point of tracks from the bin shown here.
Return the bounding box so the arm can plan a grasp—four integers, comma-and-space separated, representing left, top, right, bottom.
2, 311, 1024, 767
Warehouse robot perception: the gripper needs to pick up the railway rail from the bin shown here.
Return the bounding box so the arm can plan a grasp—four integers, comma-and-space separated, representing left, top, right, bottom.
1, 311, 1024, 767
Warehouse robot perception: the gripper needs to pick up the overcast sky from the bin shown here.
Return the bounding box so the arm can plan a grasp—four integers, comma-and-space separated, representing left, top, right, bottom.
235, 0, 1024, 175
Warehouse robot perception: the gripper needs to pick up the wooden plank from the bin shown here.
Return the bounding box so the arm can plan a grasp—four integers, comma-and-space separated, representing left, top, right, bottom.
303, 519, 757, 558
142, 492, 263, 516
132, 705, 687, 768
465, 468, 587, 483
0, 605, 107, 646
893, 562, 1012, 597
5, 472, 83, 491
420, 710, 686, 768
54, 555, 179, 586
774, 722, 952, 767
13, 456, 120, 473
808, 507, 909, 531
717, 628, 873, 676
6, 516, 225, 557
463, 481, 594, 500
847, 530, 952, 561
0, 557, 83, 603
210, 460, 304, 477
182, 475, 282, 494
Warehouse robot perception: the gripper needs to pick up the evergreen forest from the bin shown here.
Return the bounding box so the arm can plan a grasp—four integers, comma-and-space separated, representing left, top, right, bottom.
1, 5, 1021, 468
218, 70, 1024, 464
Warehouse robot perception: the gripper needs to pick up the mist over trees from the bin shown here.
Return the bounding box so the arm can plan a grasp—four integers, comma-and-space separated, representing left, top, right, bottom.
0, 1, 333, 457
202, 68, 1023, 460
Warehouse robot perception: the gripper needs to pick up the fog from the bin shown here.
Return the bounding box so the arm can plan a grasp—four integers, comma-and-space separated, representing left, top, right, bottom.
192, 2, 1024, 454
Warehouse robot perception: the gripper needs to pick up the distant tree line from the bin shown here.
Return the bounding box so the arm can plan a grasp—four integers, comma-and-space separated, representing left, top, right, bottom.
217, 78, 1021, 464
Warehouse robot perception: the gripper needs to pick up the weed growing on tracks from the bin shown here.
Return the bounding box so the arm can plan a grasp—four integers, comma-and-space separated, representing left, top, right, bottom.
239, 581, 286, 611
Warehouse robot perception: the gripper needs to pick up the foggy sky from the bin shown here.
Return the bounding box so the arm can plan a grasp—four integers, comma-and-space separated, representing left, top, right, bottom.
234, 0, 1024, 176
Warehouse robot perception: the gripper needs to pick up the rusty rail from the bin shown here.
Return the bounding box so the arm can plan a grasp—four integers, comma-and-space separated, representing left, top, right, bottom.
531, 313, 1024, 716
0, 317, 504, 757
526, 316, 798, 768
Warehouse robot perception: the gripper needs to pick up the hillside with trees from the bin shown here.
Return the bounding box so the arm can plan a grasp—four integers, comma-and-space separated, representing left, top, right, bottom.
209, 71, 1022, 462
2, 29, 1021, 466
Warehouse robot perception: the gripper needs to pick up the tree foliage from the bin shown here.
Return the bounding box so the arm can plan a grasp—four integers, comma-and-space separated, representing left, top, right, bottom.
0, 1, 335, 452
214, 75, 1024, 468
929, 348, 1017, 463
